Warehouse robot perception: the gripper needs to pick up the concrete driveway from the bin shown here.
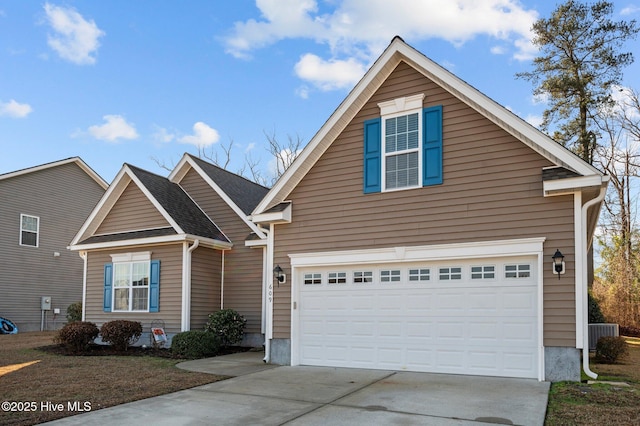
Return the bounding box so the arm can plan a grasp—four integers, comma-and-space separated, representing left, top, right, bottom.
46, 352, 550, 425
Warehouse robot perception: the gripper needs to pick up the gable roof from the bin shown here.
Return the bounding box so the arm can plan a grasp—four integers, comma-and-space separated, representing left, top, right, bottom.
253, 36, 605, 215
70, 163, 231, 250
169, 153, 269, 239
185, 155, 269, 215
0, 157, 108, 190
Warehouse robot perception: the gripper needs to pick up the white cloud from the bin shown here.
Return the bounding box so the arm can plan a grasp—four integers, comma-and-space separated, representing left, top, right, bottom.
179, 122, 220, 147
294, 53, 366, 91
225, 0, 538, 92
152, 126, 176, 143
44, 2, 105, 65
244, 142, 256, 153
0, 99, 33, 118
88, 115, 138, 142
525, 114, 543, 128
621, 6, 640, 16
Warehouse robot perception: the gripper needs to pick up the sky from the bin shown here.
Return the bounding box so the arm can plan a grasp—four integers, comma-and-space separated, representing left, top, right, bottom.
1, 1, 640, 185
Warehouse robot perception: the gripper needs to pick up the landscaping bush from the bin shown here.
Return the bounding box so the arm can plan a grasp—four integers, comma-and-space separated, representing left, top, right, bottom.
66, 301, 82, 323
100, 320, 142, 352
54, 321, 99, 353
620, 325, 640, 338
205, 309, 247, 347
171, 330, 221, 359
595, 336, 629, 364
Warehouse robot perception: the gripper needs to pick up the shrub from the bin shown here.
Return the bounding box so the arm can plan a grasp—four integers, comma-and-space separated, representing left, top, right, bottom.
595, 336, 629, 364
588, 291, 606, 324
620, 325, 640, 338
66, 302, 82, 323
100, 320, 142, 352
171, 330, 221, 359
54, 321, 99, 353
205, 309, 247, 347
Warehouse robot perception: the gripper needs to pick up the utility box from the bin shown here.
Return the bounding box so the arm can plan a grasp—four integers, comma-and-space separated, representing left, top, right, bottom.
41, 296, 52, 311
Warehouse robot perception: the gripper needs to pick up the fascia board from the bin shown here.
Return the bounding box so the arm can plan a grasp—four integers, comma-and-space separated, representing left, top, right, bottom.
68, 234, 232, 252
70, 166, 131, 246
251, 203, 292, 225
254, 38, 603, 215
394, 42, 601, 177
177, 155, 267, 239
543, 175, 605, 196
124, 165, 185, 234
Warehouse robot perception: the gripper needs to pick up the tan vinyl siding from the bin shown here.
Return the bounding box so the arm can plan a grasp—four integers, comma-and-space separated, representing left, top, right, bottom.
85, 243, 183, 334
96, 181, 170, 235
0, 162, 105, 331
179, 169, 263, 333
272, 61, 576, 346
190, 246, 222, 330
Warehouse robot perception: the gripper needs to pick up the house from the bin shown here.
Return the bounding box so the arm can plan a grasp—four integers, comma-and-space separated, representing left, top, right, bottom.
68, 154, 269, 345
250, 37, 608, 382
0, 158, 107, 332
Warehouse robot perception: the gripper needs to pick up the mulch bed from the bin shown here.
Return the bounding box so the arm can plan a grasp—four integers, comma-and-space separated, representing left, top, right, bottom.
37, 343, 251, 359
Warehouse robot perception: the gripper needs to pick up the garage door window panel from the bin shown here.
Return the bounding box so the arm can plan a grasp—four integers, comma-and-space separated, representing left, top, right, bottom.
505, 264, 531, 278
354, 271, 373, 283
304, 273, 323, 285
328, 272, 347, 284
439, 267, 462, 280
409, 268, 430, 281
471, 265, 496, 280
381, 270, 401, 282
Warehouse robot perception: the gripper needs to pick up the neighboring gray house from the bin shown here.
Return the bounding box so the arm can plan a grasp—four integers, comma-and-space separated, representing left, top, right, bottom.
0, 158, 107, 332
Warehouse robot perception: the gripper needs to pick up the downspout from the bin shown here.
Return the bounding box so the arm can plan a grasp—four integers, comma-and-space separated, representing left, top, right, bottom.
580, 185, 607, 379
264, 223, 275, 363
181, 240, 199, 332
79, 251, 88, 321
220, 249, 226, 309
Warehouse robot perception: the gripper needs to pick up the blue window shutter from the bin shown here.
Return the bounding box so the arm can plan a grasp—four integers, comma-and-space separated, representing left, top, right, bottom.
364, 118, 382, 193
103, 263, 113, 312
423, 105, 443, 186
149, 260, 161, 313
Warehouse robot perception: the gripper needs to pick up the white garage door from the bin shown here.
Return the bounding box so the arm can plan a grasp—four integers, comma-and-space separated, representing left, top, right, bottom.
297, 257, 539, 378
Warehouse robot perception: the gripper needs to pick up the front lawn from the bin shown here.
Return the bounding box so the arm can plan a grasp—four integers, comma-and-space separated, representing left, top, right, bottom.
0, 332, 227, 425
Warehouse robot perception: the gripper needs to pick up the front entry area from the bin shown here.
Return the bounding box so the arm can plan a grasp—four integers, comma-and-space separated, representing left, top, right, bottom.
294, 253, 540, 379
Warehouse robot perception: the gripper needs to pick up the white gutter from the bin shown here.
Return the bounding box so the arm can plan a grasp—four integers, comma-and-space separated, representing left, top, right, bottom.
79, 251, 88, 321
580, 184, 607, 379
181, 240, 200, 332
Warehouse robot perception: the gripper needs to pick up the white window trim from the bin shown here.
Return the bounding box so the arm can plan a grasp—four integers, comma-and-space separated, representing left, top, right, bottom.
111, 251, 152, 312
378, 94, 425, 192
19, 214, 40, 247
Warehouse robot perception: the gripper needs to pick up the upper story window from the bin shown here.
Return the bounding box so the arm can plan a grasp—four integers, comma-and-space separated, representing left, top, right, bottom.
363, 94, 443, 194
20, 214, 39, 247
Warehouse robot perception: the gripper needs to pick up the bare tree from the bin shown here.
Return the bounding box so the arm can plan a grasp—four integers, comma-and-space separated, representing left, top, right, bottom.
264, 131, 303, 182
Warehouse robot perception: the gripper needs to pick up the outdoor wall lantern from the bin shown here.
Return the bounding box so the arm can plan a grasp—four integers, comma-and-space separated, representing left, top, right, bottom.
274, 265, 286, 285
552, 249, 565, 279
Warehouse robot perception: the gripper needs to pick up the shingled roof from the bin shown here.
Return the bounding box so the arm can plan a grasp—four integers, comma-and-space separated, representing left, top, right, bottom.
187, 154, 270, 215
126, 165, 230, 243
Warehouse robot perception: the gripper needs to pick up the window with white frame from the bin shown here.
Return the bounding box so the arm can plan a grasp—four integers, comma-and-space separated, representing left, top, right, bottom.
304, 273, 322, 285
381, 269, 401, 282
505, 264, 531, 278
354, 271, 373, 283
113, 261, 150, 311
328, 272, 347, 284
439, 267, 462, 280
20, 214, 39, 247
409, 268, 430, 281
471, 265, 495, 280
384, 112, 420, 190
